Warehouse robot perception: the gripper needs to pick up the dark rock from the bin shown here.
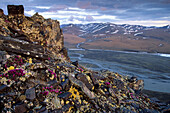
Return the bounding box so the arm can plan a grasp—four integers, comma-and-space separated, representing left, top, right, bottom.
0, 9, 4, 17
14, 103, 27, 113
25, 88, 36, 100
150, 97, 160, 103
72, 61, 79, 67
77, 74, 93, 90
69, 74, 95, 99
60, 79, 69, 89
58, 92, 72, 100
90, 73, 105, 85
0, 85, 8, 92
7, 5, 24, 15
36, 107, 48, 113
131, 103, 140, 109
109, 88, 117, 98
47, 80, 58, 87
62, 104, 72, 112
129, 76, 137, 83
0, 51, 7, 62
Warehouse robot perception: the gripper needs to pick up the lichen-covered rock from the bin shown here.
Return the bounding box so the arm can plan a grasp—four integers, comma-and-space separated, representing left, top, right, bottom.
8, 5, 24, 15
69, 74, 95, 99
0, 5, 69, 61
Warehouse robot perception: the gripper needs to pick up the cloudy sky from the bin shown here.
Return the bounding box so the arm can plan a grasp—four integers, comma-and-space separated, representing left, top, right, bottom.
0, 0, 170, 26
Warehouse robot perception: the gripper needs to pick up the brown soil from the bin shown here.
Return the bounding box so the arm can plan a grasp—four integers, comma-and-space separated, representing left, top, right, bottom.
64, 33, 86, 48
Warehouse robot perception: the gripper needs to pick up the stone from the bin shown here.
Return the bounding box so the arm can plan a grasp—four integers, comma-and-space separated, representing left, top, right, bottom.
69, 74, 95, 99
72, 60, 79, 67
77, 74, 93, 90
60, 79, 69, 89
0, 84, 8, 92
25, 88, 36, 100
90, 73, 106, 85
36, 106, 48, 113
134, 80, 144, 91
52, 96, 62, 109
129, 76, 137, 83
0, 51, 7, 62
14, 103, 27, 113
7, 5, 24, 15
19, 95, 26, 101
58, 92, 72, 100
109, 88, 117, 98
61, 104, 73, 112
0, 9, 4, 17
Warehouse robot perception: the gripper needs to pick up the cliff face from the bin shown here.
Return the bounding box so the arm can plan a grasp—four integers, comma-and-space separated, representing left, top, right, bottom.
0, 5, 68, 61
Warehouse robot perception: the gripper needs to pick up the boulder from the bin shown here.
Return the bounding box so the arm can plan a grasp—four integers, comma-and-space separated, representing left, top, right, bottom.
7, 5, 24, 15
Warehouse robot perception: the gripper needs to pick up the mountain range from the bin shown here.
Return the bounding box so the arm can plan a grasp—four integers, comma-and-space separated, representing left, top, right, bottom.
61, 23, 170, 53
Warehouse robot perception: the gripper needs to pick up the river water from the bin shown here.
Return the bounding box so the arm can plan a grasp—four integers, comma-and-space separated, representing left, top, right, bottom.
68, 48, 170, 93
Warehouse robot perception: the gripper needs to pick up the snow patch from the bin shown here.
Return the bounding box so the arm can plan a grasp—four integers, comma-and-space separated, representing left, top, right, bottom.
92, 26, 107, 33
134, 32, 143, 36
111, 30, 119, 34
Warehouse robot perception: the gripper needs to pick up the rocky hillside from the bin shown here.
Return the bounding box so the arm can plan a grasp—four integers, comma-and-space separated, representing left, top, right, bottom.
0, 5, 170, 113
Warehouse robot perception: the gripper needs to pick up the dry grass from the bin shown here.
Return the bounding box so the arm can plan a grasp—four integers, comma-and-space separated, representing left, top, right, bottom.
81, 35, 170, 53
64, 33, 86, 44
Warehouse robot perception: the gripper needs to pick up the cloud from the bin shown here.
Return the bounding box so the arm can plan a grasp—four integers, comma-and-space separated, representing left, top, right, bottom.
93, 15, 117, 20
68, 16, 74, 21
35, 6, 51, 9
85, 15, 94, 21
25, 10, 36, 16
76, 1, 99, 9
0, 0, 170, 26
49, 4, 68, 12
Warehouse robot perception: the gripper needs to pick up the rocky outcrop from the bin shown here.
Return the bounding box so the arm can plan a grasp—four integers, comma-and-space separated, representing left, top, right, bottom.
0, 5, 69, 61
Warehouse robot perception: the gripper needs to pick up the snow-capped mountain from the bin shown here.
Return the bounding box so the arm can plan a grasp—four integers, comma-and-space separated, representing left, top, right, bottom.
61, 23, 169, 40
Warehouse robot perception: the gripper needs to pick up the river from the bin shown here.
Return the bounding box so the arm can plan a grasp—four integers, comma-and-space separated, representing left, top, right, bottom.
68, 44, 170, 93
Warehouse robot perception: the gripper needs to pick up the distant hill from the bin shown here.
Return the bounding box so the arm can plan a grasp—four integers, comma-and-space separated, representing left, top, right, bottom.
62, 23, 170, 53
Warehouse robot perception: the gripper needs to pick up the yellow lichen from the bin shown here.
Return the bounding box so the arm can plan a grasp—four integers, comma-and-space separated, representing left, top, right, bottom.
113, 86, 117, 88
122, 94, 126, 97
61, 99, 64, 105
50, 75, 54, 80
19, 77, 26, 81
92, 86, 95, 90
68, 86, 81, 104
66, 101, 69, 104
68, 106, 74, 113
9, 66, 14, 70
28, 58, 32, 64
99, 80, 104, 83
